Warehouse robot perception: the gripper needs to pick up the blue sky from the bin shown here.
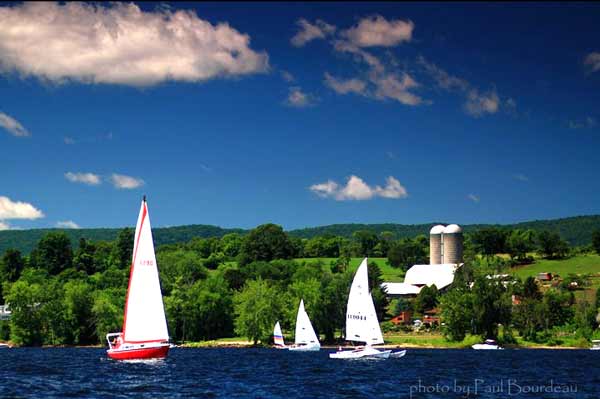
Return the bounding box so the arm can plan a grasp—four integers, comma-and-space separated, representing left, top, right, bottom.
1, 2, 599, 230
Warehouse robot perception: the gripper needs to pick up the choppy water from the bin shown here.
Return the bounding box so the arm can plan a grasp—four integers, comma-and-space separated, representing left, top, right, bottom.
0, 348, 598, 398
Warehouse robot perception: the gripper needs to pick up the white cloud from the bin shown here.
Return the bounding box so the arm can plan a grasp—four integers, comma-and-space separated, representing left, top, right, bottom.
568, 117, 597, 129
0, 111, 30, 137
373, 73, 423, 105
514, 174, 529, 182
0, 2, 268, 86
110, 173, 145, 189
65, 172, 101, 186
310, 175, 407, 201
342, 15, 413, 47
324, 72, 367, 95
56, 220, 80, 229
584, 52, 600, 73
285, 87, 315, 108
464, 89, 500, 117
0, 196, 44, 220
290, 18, 336, 47
64, 136, 75, 145
467, 194, 480, 203
281, 70, 295, 82
416, 56, 469, 91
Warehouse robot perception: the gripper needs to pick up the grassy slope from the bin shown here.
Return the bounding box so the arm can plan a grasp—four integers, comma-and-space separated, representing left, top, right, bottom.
294, 257, 405, 282
510, 254, 600, 288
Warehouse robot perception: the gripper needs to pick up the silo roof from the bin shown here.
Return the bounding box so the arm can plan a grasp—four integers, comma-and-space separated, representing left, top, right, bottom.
429, 224, 445, 235
443, 224, 462, 234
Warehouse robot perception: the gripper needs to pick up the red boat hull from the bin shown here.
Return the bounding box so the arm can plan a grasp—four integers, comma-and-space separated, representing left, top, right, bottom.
107, 344, 169, 360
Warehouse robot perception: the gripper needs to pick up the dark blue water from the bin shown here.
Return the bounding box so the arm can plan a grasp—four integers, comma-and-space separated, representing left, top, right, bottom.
0, 348, 598, 398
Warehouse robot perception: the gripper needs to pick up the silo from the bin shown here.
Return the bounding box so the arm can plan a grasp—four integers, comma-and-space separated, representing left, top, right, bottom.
429, 225, 445, 265
442, 224, 463, 264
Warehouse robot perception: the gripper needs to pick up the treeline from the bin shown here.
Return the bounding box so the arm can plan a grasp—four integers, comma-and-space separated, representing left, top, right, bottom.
2, 214, 600, 255
1, 223, 599, 346
0, 224, 390, 346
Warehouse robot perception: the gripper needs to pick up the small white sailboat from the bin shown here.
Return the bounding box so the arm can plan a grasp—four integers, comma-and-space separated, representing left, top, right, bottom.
472, 339, 503, 350
288, 299, 320, 352
106, 196, 170, 360
273, 321, 286, 348
330, 258, 392, 359
591, 340, 600, 351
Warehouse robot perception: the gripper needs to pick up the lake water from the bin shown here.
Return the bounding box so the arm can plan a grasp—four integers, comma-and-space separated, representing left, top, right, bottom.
0, 348, 598, 398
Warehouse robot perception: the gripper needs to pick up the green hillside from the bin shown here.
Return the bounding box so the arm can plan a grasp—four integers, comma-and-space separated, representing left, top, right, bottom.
1, 214, 599, 255
0, 225, 244, 255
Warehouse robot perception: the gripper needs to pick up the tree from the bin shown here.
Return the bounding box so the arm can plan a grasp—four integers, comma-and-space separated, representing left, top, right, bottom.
218, 233, 243, 258
352, 230, 379, 257
156, 249, 207, 295
522, 276, 542, 300
592, 230, 600, 256
368, 261, 389, 322
439, 288, 474, 341
471, 275, 512, 339
112, 228, 134, 269
73, 238, 96, 275
238, 224, 294, 266
0, 249, 25, 282
29, 232, 73, 275
4, 280, 45, 346
315, 272, 351, 342
470, 227, 508, 256
536, 231, 570, 259
92, 289, 124, 343
414, 285, 439, 314
387, 238, 428, 270
506, 230, 534, 262
63, 280, 96, 345
233, 279, 286, 345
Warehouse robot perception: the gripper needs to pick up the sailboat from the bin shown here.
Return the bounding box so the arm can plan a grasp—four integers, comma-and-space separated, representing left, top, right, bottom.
288, 299, 320, 351
330, 258, 392, 359
273, 321, 286, 348
106, 196, 170, 360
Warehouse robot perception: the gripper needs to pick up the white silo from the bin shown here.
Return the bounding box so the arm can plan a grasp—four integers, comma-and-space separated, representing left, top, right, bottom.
442, 224, 463, 264
429, 225, 445, 265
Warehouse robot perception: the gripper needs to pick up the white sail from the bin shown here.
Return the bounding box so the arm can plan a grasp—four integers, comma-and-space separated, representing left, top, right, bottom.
294, 299, 320, 347
344, 258, 384, 345
273, 321, 285, 347
122, 199, 169, 343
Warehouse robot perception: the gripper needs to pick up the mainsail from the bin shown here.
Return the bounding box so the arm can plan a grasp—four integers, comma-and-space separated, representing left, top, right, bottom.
273, 321, 285, 347
344, 258, 384, 345
294, 299, 320, 347
122, 198, 169, 343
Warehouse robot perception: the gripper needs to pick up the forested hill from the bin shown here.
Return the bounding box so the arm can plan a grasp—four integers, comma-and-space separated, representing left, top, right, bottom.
1, 215, 599, 254
0, 225, 245, 255
289, 215, 600, 245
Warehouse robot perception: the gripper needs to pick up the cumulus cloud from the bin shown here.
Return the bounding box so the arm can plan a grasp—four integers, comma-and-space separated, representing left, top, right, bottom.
0, 2, 268, 86
285, 86, 315, 108
416, 56, 469, 91
324, 72, 367, 95
110, 173, 145, 189
467, 194, 480, 203
65, 172, 101, 186
310, 175, 407, 201
64, 136, 75, 145
464, 89, 500, 117
0, 111, 29, 137
290, 18, 336, 47
56, 220, 80, 229
584, 52, 600, 73
342, 15, 413, 47
0, 196, 44, 220
373, 73, 423, 105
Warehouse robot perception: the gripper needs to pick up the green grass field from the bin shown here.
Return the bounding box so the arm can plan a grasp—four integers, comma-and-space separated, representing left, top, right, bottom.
510, 254, 600, 288
293, 257, 405, 282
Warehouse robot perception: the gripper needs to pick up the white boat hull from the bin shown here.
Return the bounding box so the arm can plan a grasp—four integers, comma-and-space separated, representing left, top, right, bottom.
591, 347, 600, 351
329, 347, 391, 359
472, 344, 503, 350
288, 343, 320, 352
